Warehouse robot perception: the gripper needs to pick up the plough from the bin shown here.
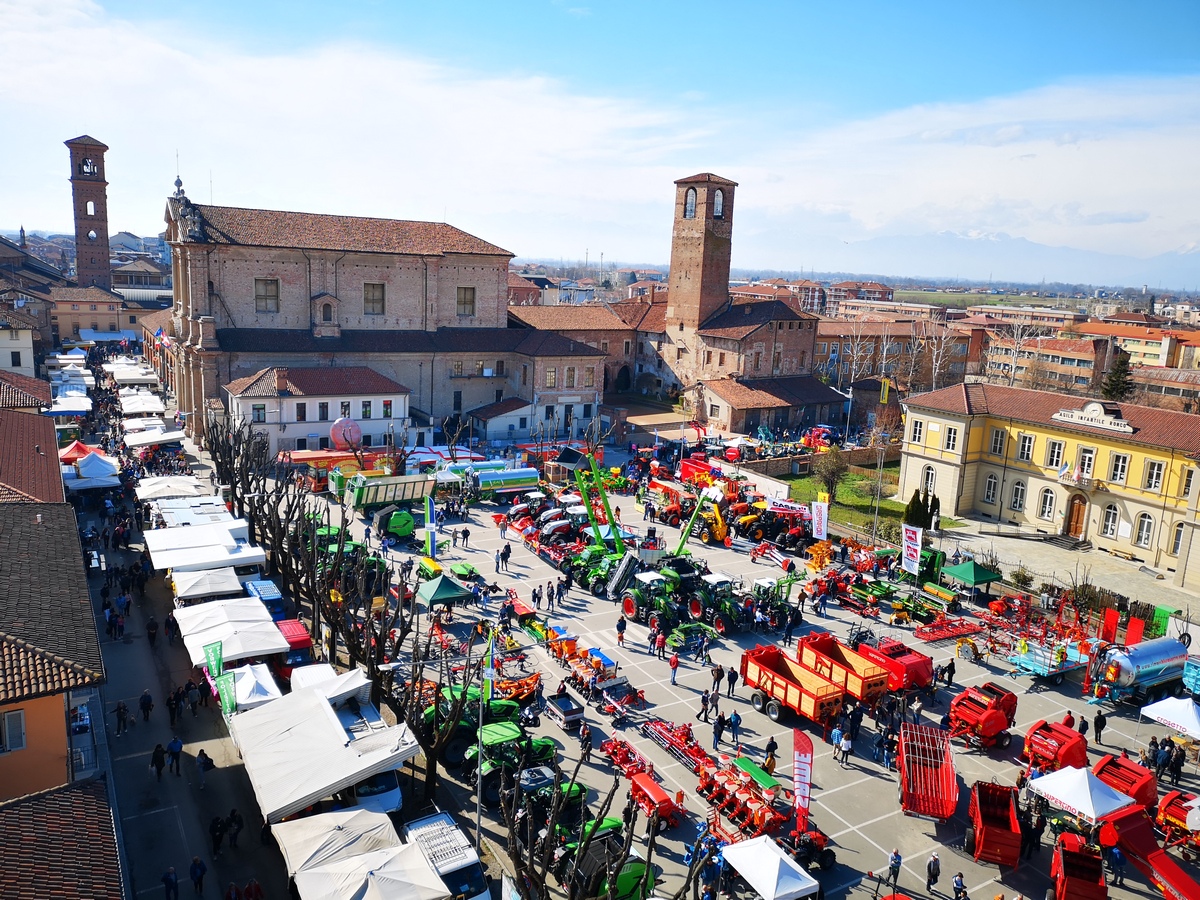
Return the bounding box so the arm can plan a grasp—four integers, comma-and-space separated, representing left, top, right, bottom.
914, 615, 985, 643
749, 542, 788, 567
494, 673, 541, 703
600, 736, 649, 777
599, 683, 647, 723
640, 719, 712, 773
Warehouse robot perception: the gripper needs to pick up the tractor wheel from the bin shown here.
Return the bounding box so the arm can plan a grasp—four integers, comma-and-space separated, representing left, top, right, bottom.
647, 611, 664, 634
766, 699, 783, 722
689, 598, 704, 620
622, 595, 639, 619
750, 525, 765, 542
996, 731, 1013, 750
700, 529, 714, 545
818, 848, 836, 871
964, 826, 976, 856
751, 691, 766, 713
714, 613, 731, 636
667, 515, 680, 527
440, 729, 472, 768
591, 579, 607, 598
480, 774, 503, 809
655, 817, 669, 834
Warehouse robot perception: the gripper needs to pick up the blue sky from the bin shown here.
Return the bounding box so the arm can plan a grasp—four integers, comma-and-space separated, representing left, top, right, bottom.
5, 0, 1200, 286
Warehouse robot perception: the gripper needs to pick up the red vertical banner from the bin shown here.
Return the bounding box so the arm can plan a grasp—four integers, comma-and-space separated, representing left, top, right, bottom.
793, 729, 813, 831
1101, 608, 1119, 643
1125, 618, 1145, 646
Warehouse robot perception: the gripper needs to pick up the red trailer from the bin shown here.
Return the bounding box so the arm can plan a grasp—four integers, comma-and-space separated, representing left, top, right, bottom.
1092, 754, 1158, 809
853, 635, 934, 691
948, 682, 1018, 750
741, 645, 843, 726
1023, 720, 1089, 772
795, 632, 889, 709
897, 723, 959, 823
965, 782, 1021, 867
1049, 832, 1108, 900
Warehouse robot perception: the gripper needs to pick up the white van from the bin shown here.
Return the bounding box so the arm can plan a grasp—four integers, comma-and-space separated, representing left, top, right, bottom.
403, 812, 489, 900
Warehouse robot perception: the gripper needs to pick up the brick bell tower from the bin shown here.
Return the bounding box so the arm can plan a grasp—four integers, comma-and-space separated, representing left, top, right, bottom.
666, 172, 737, 330
65, 135, 112, 290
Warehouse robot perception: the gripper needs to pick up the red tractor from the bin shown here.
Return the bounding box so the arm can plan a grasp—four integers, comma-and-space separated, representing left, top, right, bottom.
948, 682, 1018, 750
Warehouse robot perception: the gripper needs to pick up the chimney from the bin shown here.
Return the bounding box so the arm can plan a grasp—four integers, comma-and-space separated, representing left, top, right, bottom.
275, 367, 289, 395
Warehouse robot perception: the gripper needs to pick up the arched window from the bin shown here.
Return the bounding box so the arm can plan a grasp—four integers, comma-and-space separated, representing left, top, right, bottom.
1010, 481, 1026, 511
922, 465, 936, 495
713, 189, 724, 218
983, 473, 997, 504
684, 188, 697, 219
322, 303, 333, 323
1038, 488, 1056, 520
1172, 522, 1185, 556
1135, 513, 1154, 548
86, 200, 95, 216
1100, 504, 1118, 537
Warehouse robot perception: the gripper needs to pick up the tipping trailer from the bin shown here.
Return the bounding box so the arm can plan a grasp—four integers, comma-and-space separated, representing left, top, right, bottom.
847, 627, 934, 691
741, 644, 844, 726
897, 723, 959, 823
344, 471, 435, 514
795, 632, 889, 709
1049, 833, 1108, 900
965, 782, 1021, 868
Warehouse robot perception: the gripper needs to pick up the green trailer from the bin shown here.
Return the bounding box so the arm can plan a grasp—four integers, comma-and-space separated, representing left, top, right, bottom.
343, 472, 435, 514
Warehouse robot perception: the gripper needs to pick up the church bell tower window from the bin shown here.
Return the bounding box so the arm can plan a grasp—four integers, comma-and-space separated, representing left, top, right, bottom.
683, 188, 697, 219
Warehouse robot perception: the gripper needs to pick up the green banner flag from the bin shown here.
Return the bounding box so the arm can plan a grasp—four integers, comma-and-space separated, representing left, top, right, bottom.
203, 641, 224, 678
215, 672, 237, 715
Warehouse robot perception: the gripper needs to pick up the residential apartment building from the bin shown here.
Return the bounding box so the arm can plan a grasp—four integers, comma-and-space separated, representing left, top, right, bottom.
982, 336, 1113, 392
833, 297, 940, 321
964, 305, 1088, 329
814, 318, 970, 392
507, 304, 637, 392
0, 310, 37, 378
49, 285, 139, 343
1068, 321, 1200, 369
899, 383, 1200, 589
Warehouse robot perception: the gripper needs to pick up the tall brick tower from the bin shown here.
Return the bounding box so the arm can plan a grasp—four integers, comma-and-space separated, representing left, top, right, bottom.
665, 172, 737, 329
65, 135, 112, 290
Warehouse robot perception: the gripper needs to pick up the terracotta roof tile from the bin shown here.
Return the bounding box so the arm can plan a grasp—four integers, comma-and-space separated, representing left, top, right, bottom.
137, 308, 174, 337
704, 375, 846, 410
0, 409, 65, 502
0, 371, 52, 409
181, 202, 513, 258
468, 397, 531, 420
0, 309, 38, 330
906, 383, 1200, 454
698, 299, 811, 340
507, 304, 632, 332
0, 776, 125, 899
675, 173, 738, 186
0, 634, 103, 702
225, 366, 410, 398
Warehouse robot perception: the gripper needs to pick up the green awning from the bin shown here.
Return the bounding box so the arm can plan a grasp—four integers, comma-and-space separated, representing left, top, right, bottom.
941, 559, 1002, 587
416, 574, 474, 606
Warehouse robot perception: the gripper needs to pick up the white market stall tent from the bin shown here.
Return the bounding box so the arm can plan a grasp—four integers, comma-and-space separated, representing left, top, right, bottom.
136, 476, 207, 501
720, 836, 820, 900
154, 497, 234, 527
172, 567, 244, 602
121, 393, 166, 416
291, 844, 448, 900
124, 429, 186, 449
228, 663, 283, 712
173, 596, 289, 667
1029, 766, 1136, 823
145, 520, 249, 554
1141, 696, 1200, 739
123, 416, 167, 433
228, 687, 420, 823
47, 395, 93, 416
153, 541, 266, 574
271, 809, 402, 877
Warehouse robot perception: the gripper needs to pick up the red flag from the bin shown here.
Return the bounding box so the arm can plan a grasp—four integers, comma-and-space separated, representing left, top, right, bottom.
793, 729, 813, 830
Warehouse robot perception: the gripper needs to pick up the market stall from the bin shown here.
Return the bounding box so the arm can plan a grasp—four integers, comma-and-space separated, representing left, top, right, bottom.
291, 844, 448, 900
172, 596, 289, 667
271, 809, 402, 877
719, 835, 821, 900
1029, 765, 1136, 822
124, 429, 186, 449
172, 567, 245, 604
135, 476, 207, 501
227, 663, 283, 712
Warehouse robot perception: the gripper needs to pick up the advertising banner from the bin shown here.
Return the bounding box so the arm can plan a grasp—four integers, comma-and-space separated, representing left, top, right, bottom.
901, 525, 923, 576
811, 502, 828, 540
215, 672, 236, 715
793, 729, 814, 830
203, 640, 223, 679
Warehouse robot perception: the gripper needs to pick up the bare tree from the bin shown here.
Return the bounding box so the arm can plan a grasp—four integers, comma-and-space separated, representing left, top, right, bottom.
912, 320, 960, 391
842, 318, 875, 388
1003, 321, 1050, 387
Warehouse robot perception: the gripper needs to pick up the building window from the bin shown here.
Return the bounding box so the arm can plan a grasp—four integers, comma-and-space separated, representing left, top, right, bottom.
718, 352, 726, 366
601, 341, 609, 353
86, 200, 95, 216
1184, 468, 1195, 498
382, 400, 392, 419
453, 391, 462, 412
983, 474, 998, 504
129, 315, 137, 324
322, 303, 333, 323
684, 188, 697, 219
1038, 488, 1055, 520
496, 360, 506, 376
453, 361, 463, 377
1109, 453, 1128, 484
713, 189, 724, 218
624, 340, 631, 355
456, 287, 476, 317
296, 402, 307, 422
361, 401, 372, 419
546, 368, 557, 389
519, 417, 527, 429
910, 420, 924, 444
545, 405, 555, 421
754, 352, 762, 371
1145, 460, 1164, 491
476, 360, 485, 376
816, 342, 827, 355
922, 465, 936, 495
676, 347, 684, 361
341, 401, 351, 418
1078, 447, 1095, 476
1017, 434, 1034, 462
364, 282, 385, 315
8, 352, 19, 368
1010, 481, 1026, 511
565, 367, 576, 389
710, 404, 720, 417
1046, 441, 1064, 469
706, 350, 713, 364
251, 404, 266, 424
0, 710, 26, 752
1172, 522, 1185, 556
318, 402, 329, 421
584, 367, 594, 388
582, 403, 592, 418
944, 427, 958, 451
522, 365, 528, 387
1100, 504, 1118, 537
255, 278, 280, 313
1135, 513, 1154, 548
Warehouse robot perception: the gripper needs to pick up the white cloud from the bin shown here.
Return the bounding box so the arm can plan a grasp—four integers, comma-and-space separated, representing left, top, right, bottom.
2, 0, 1198, 284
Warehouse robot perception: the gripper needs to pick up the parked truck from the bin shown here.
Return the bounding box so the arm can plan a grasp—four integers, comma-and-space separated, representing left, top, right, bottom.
344, 471, 435, 515
741, 644, 843, 725
472, 467, 541, 500
1088, 636, 1190, 705
795, 632, 889, 709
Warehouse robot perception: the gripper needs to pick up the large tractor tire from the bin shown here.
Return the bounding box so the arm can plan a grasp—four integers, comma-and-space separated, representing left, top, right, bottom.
440, 729, 472, 768
689, 598, 705, 620
714, 613, 732, 636
622, 594, 639, 620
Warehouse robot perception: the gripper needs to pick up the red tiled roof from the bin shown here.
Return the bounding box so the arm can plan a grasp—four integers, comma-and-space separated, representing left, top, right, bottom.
0, 776, 125, 900
705, 375, 846, 410
507, 304, 632, 332
138, 308, 174, 337
183, 202, 513, 258
699, 299, 813, 340
50, 285, 123, 304
225, 366, 410, 398
989, 337, 1103, 353
0, 634, 103, 703
675, 173, 738, 186
906, 383, 1200, 454
0, 409, 65, 502
507, 272, 539, 289
0, 309, 39, 330
468, 397, 531, 420
610, 297, 669, 333
0, 371, 52, 409
816, 319, 957, 339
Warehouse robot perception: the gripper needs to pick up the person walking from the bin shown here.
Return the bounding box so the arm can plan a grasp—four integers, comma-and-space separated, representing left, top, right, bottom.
711, 664, 725, 694
726, 666, 738, 697
952, 872, 967, 899
886, 849, 902, 888
1093, 711, 1107, 744
712, 712, 727, 750
647, 627, 658, 655
697, 690, 711, 723
140, 689, 154, 722
168, 736, 183, 775
579, 722, 593, 763
112, 699, 129, 736
187, 681, 200, 717
616, 615, 627, 647
196, 749, 212, 790
151, 744, 167, 781
783, 615, 796, 647
943, 659, 955, 687
242, 879, 265, 900
162, 867, 180, 900
925, 852, 941, 892
1109, 846, 1127, 885
461, 527, 470, 548
709, 689, 720, 718
189, 857, 207, 895
210, 815, 227, 857
655, 631, 667, 659
221, 884, 244, 900
764, 735, 778, 764
226, 809, 244, 849
1078, 716, 1089, 739
494, 548, 502, 573
669, 651, 679, 685
147, 615, 159, 647
499, 517, 508, 539
839, 731, 853, 765
729, 709, 742, 746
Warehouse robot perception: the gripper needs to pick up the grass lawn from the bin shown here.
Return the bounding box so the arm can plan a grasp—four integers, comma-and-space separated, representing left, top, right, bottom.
782, 472, 965, 532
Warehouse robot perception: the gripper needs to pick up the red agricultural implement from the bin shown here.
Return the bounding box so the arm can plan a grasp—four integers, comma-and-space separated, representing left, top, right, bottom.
795, 632, 889, 709
897, 723, 959, 823
599, 736, 649, 777
1092, 754, 1158, 809
1157, 790, 1200, 857
741, 645, 844, 726
631, 773, 685, 831
848, 626, 934, 691
1049, 832, 1108, 900
948, 682, 1018, 750
1101, 804, 1200, 900
965, 782, 1021, 868
1023, 720, 1089, 773
914, 615, 985, 643
696, 756, 792, 838
640, 719, 711, 773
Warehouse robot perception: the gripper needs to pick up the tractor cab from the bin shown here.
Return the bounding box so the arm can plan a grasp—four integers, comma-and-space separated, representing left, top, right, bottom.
752, 577, 780, 605
508, 491, 549, 521
701, 572, 736, 603
535, 506, 566, 528
565, 505, 592, 531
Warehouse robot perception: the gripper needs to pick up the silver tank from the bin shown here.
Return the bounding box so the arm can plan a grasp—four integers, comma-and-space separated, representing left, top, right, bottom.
1102, 637, 1189, 687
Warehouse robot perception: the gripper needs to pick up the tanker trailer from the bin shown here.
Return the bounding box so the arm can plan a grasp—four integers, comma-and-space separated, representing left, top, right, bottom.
1088, 637, 1189, 705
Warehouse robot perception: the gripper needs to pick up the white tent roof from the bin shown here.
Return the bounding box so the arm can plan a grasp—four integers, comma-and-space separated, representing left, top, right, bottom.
292, 844, 448, 900
229, 663, 283, 711
1142, 696, 1200, 740
79, 328, 139, 343
172, 567, 244, 601
290, 664, 372, 703
77, 452, 120, 477
125, 429, 186, 449
1029, 766, 1136, 823
145, 520, 249, 554
153, 541, 266, 574
121, 394, 166, 416
122, 417, 167, 433
155, 497, 233, 527
64, 475, 122, 491
721, 836, 820, 900
136, 476, 207, 501
47, 396, 93, 416
229, 688, 420, 823
173, 596, 289, 666
271, 810, 402, 877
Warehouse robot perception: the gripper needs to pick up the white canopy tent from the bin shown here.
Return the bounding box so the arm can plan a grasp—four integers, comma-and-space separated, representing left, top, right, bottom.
229, 663, 283, 712
173, 596, 289, 667
291, 844, 448, 900
124, 429, 186, 449
64, 474, 121, 492
46, 396, 93, 416
123, 417, 167, 433
228, 688, 420, 823
121, 393, 166, 416
172, 567, 244, 602
720, 836, 820, 900
152, 541, 266, 574
145, 520, 249, 554
1029, 766, 1136, 823
111, 368, 160, 386
154, 497, 233, 527
136, 476, 207, 501
103, 356, 144, 371
271, 810, 402, 877
1141, 697, 1200, 739
77, 453, 120, 478
79, 328, 139, 344
290, 664, 372, 703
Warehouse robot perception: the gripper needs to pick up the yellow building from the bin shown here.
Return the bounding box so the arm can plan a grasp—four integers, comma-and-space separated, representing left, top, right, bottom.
899, 384, 1200, 589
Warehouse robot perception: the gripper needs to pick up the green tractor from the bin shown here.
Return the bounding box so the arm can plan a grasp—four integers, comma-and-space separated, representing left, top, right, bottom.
620, 572, 686, 633
423, 685, 521, 767
687, 572, 744, 635
557, 833, 658, 900
513, 766, 592, 857
583, 552, 625, 597
549, 816, 625, 881
464, 722, 558, 808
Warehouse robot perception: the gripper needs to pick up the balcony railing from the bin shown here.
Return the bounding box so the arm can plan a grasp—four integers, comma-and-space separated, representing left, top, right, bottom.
1058, 473, 1094, 489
